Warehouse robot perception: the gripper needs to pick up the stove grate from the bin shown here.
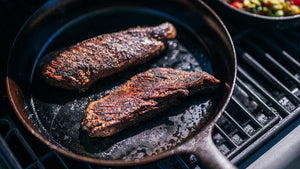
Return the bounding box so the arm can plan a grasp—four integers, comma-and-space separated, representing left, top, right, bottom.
212, 27, 300, 166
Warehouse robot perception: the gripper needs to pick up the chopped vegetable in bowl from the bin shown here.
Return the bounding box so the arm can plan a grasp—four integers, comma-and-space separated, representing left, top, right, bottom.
224, 0, 300, 16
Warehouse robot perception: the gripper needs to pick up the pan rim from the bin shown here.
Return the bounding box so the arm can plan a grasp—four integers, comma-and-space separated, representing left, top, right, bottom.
6, 0, 237, 166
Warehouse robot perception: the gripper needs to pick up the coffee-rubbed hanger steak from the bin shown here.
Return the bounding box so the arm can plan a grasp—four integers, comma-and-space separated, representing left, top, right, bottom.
39, 22, 177, 91
82, 68, 220, 137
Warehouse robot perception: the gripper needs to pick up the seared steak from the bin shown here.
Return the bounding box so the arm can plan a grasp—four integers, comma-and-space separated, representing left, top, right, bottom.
82, 68, 220, 137
39, 22, 176, 91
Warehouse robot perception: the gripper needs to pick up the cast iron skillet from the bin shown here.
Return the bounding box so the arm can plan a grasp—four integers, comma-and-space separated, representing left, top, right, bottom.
6, 0, 237, 168
209, 0, 300, 29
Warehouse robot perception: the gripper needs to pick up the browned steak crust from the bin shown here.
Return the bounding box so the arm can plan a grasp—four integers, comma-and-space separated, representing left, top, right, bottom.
81, 68, 220, 137
39, 22, 176, 91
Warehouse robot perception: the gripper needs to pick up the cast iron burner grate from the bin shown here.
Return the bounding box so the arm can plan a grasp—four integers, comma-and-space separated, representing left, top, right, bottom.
0, 0, 299, 169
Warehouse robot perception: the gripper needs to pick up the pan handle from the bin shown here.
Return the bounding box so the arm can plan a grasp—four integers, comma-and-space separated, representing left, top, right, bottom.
193, 135, 237, 169
181, 126, 237, 169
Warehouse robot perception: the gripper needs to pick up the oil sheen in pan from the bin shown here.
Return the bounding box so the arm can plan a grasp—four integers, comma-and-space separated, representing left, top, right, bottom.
29, 9, 214, 160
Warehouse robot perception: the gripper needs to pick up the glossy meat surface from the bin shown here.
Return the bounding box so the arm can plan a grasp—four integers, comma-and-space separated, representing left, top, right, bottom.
82, 68, 220, 137
39, 22, 176, 91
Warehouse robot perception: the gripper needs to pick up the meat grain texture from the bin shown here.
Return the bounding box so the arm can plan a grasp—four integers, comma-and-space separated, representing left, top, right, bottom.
39, 22, 176, 91
82, 68, 220, 137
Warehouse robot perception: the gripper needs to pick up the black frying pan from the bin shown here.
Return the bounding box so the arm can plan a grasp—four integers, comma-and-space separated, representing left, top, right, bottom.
6, 0, 237, 168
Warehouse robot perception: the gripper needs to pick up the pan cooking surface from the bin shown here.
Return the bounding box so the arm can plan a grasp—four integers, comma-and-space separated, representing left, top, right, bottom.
29, 9, 215, 160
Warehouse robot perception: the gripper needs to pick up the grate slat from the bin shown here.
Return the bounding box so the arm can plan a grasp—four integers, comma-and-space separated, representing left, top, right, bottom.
223, 111, 251, 138
238, 49, 300, 104
241, 34, 300, 85
231, 97, 263, 128
86, 164, 94, 169
215, 124, 238, 148
262, 52, 300, 84
236, 77, 277, 117
281, 50, 300, 69
237, 66, 291, 115
175, 155, 190, 169
0, 135, 22, 169
251, 31, 299, 56
266, 31, 300, 65
5, 129, 45, 169
39, 151, 68, 169
25, 161, 45, 169
156, 162, 164, 169
227, 115, 280, 162
0, 119, 11, 138
53, 152, 69, 169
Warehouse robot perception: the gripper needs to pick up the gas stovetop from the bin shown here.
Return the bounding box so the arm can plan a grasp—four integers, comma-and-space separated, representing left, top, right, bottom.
0, 0, 299, 169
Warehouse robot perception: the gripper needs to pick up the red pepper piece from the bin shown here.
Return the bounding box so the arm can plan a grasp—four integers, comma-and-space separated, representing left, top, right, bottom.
231, 1, 243, 9
230, 0, 243, 9
264, 2, 272, 6
294, 0, 300, 6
